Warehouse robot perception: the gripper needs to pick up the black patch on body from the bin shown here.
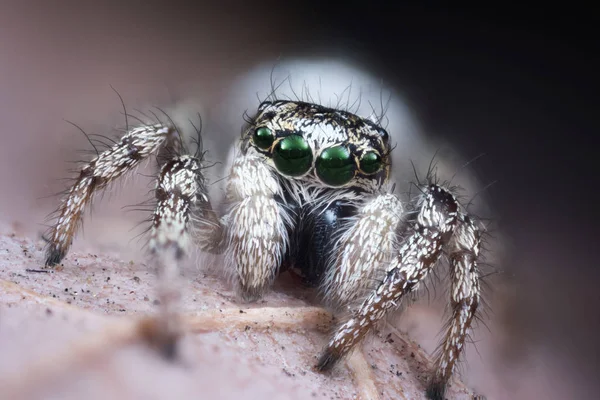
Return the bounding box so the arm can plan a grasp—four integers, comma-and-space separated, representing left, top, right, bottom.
280, 187, 356, 287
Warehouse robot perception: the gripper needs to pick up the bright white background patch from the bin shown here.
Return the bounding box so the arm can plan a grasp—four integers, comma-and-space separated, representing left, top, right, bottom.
196, 57, 487, 214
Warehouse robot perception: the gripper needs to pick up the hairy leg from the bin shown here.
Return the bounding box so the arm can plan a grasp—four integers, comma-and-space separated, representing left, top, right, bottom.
147, 155, 208, 358
322, 192, 404, 308
427, 215, 482, 400
223, 153, 293, 302
316, 185, 460, 370
45, 124, 175, 266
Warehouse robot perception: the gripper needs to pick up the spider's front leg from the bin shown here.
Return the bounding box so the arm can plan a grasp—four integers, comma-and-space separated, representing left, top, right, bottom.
44, 123, 176, 266
144, 155, 210, 358
196, 152, 292, 302
43, 117, 211, 356
317, 184, 482, 400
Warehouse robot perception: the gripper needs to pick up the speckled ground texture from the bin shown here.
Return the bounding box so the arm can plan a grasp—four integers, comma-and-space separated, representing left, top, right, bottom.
0, 219, 481, 400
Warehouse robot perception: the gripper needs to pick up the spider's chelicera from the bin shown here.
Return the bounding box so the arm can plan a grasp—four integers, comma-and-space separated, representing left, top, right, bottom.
44, 99, 484, 400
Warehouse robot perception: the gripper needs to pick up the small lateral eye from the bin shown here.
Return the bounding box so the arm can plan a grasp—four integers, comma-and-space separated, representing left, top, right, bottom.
316, 145, 355, 187
273, 135, 313, 177
359, 151, 383, 174
253, 127, 274, 150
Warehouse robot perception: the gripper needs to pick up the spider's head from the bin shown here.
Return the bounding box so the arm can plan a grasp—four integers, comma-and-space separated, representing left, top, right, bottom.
243, 100, 391, 192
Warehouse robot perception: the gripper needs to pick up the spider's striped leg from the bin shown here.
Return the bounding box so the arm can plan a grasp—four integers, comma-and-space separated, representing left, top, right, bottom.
427, 215, 482, 400
321, 193, 405, 308
144, 155, 208, 358
222, 153, 293, 302
44, 123, 176, 266
316, 185, 460, 373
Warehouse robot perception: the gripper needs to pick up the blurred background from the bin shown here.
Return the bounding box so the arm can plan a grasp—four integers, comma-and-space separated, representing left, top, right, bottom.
0, 1, 597, 399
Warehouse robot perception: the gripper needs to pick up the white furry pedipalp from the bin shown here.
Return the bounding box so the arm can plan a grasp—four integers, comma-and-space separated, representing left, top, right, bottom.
322, 192, 405, 308
224, 153, 293, 301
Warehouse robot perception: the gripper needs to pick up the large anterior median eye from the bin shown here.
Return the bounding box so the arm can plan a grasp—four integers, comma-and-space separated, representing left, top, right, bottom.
359, 150, 383, 174
252, 127, 274, 150
273, 135, 313, 176
315, 145, 355, 187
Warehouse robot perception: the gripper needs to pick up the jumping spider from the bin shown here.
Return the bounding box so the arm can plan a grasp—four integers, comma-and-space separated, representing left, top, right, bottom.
44, 99, 485, 400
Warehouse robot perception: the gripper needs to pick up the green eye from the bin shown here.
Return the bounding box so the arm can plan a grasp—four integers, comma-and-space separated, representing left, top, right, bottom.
315, 145, 355, 187
273, 135, 313, 176
253, 127, 274, 150
359, 151, 383, 174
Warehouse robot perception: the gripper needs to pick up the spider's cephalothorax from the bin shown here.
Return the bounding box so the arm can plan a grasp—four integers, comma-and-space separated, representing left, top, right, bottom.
236, 100, 392, 289
243, 100, 391, 190
44, 99, 484, 400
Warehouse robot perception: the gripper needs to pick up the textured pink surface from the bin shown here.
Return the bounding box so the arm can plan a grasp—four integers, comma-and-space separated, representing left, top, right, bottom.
0, 222, 477, 400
